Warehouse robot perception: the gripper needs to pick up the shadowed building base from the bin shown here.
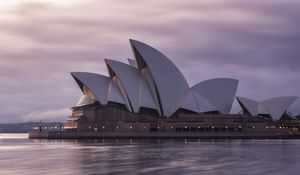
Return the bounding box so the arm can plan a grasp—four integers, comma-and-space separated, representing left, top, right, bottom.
29, 130, 300, 140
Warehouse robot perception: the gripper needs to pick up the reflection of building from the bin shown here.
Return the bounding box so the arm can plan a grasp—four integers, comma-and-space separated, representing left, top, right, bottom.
64, 39, 298, 133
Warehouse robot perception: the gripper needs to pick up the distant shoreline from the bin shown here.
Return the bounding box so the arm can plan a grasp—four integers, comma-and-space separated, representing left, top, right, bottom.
0, 122, 63, 133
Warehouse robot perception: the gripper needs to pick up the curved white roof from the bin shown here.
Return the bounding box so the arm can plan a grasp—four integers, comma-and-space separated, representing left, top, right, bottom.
111, 76, 132, 111
107, 78, 127, 107
127, 58, 138, 68
236, 96, 259, 116
257, 103, 269, 114
261, 96, 298, 120
105, 59, 157, 113
139, 71, 159, 111
180, 90, 200, 113
71, 72, 127, 107
140, 68, 162, 115
192, 91, 218, 113
71, 72, 110, 105
76, 95, 94, 107
237, 96, 298, 120
179, 89, 218, 113
192, 78, 238, 114
130, 39, 190, 117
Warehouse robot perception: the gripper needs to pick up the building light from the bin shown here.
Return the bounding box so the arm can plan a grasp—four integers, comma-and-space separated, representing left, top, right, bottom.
252, 126, 255, 129
225, 126, 228, 128
102, 126, 105, 129
157, 126, 160, 129
116, 126, 119, 129
279, 126, 282, 129
171, 126, 174, 129
130, 126, 132, 129
238, 126, 241, 128
212, 126, 214, 129
198, 126, 201, 128
184, 126, 187, 128
89, 126, 91, 129
144, 126, 146, 129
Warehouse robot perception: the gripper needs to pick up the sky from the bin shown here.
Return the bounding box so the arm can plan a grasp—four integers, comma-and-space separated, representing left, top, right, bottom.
0, 0, 299, 123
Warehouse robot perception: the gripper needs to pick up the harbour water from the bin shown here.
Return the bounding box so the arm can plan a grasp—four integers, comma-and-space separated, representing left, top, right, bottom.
1, 134, 300, 175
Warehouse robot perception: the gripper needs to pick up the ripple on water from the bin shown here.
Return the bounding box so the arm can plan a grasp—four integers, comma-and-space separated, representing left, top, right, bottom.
0, 135, 300, 175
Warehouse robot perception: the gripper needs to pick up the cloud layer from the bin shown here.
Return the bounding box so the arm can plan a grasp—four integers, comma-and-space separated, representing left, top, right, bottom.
0, 0, 299, 122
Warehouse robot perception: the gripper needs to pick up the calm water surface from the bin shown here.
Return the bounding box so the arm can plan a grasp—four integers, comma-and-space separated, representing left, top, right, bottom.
0, 134, 300, 175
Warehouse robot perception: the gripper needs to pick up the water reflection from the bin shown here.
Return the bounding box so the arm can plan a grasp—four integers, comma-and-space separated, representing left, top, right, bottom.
0, 134, 300, 175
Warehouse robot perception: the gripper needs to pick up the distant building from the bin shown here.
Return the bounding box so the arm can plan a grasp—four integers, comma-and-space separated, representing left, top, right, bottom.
64, 39, 298, 132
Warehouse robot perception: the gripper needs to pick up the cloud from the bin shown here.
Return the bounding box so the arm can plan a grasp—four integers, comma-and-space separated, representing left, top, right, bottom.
0, 0, 299, 122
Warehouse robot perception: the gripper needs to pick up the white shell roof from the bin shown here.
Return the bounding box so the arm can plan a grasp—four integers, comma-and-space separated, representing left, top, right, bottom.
107, 78, 127, 106
236, 96, 259, 116
105, 59, 157, 113
261, 96, 298, 120
192, 78, 238, 114
71, 72, 110, 105
111, 77, 132, 111
192, 91, 218, 113
179, 89, 219, 113
130, 39, 190, 117
139, 72, 158, 110
127, 58, 138, 68
180, 90, 200, 113
76, 95, 94, 107
257, 103, 269, 114
236, 96, 298, 120
141, 68, 162, 115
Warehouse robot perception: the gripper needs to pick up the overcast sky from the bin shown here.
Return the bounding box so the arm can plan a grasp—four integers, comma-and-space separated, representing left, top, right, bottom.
0, 0, 299, 123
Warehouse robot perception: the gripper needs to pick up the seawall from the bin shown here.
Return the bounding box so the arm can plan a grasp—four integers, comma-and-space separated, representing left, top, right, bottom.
28, 131, 300, 140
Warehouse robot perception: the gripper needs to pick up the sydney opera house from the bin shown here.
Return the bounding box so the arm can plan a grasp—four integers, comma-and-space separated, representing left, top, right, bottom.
64, 39, 298, 133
